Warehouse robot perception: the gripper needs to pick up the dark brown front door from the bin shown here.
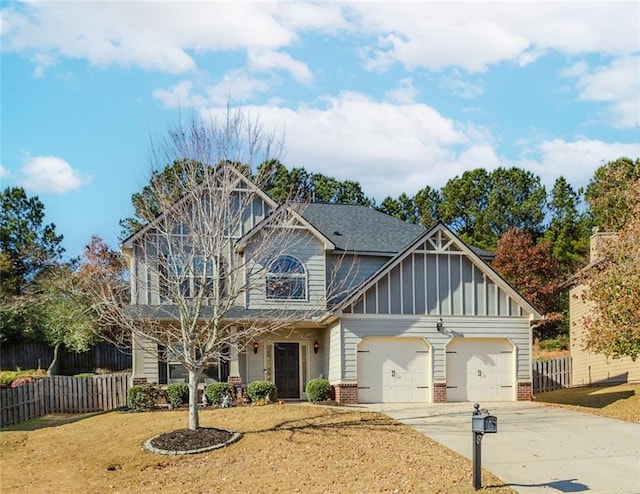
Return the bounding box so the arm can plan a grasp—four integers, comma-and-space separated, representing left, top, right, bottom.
274, 343, 299, 399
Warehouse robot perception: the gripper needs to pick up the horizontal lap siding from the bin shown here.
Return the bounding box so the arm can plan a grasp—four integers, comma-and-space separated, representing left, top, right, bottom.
341, 315, 531, 382
327, 322, 342, 382
247, 230, 326, 311
570, 285, 640, 385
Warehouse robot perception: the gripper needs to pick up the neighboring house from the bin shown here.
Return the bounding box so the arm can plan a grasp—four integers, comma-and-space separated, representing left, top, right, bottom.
567, 233, 640, 386
123, 165, 542, 403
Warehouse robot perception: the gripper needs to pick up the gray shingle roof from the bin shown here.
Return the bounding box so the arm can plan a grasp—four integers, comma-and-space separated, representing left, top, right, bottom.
299, 203, 426, 254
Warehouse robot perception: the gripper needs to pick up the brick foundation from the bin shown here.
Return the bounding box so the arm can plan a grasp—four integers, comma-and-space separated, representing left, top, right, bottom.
333, 383, 358, 404
433, 383, 447, 403
517, 381, 532, 401
132, 377, 148, 385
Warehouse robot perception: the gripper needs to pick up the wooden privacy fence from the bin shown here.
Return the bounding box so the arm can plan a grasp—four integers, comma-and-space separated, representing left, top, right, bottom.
1, 342, 131, 374
0, 373, 131, 427
533, 356, 571, 393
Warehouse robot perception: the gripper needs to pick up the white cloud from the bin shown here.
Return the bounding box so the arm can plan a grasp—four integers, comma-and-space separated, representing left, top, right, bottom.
573, 56, 640, 129
515, 139, 640, 190
154, 73, 271, 108
0, 164, 9, 179
18, 156, 92, 194
385, 78, 418, 104
1, 2, 297, 74
248, 49, 313, 84
201, 94, 496, 199
352, 3, 638, 73
439, 71, 484, 99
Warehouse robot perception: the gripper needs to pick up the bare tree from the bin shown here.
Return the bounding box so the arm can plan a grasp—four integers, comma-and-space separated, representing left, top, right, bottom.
88, 109, 353, 430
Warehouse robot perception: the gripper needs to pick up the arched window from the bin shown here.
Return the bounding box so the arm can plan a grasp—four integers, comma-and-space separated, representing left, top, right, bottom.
266, 255, 307, 300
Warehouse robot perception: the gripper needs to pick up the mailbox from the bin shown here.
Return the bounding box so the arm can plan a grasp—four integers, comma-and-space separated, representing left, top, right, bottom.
472, 414, 497, 434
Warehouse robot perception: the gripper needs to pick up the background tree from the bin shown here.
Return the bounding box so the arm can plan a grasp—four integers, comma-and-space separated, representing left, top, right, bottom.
438, 168, 491, 247
544, 176, 591, 274
414, 185, 442, 227
29, 261, 99, 375
377, 193, 419, 223
1, 187, 65, 343
438, 167, 546, 249
585, 157, 640, 232
493, 228, 563, 316
580, 177, 640, 360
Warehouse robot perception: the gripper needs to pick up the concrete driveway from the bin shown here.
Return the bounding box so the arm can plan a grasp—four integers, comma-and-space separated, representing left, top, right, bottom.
360, 402, 640, 493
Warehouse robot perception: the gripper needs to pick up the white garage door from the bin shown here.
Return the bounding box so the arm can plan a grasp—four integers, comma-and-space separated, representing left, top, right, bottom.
358, 337, 430, 403
446, 338, 514, 402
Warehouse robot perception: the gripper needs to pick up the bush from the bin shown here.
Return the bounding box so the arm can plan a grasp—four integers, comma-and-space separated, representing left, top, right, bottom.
0, 369, 46, 386
305, 378, 332, 403
74, 373, 95, 378
539, 336, 569, 352
247, 380, 277, 404
127, 384, 161, 411
205, 382, 231, 406
166, 383, 189, 408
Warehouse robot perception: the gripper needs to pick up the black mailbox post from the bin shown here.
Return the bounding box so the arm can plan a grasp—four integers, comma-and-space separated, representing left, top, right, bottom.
472, 403, 497, 490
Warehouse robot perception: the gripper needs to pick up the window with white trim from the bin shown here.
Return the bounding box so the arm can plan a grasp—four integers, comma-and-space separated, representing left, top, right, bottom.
266, 255, 307, 300
160, 255, 222, 301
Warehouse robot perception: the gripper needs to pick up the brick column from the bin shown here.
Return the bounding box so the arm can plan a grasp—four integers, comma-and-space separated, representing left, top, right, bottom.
333, 384, 358, 404
517, 382, 532, 400
433, 383, 447, 403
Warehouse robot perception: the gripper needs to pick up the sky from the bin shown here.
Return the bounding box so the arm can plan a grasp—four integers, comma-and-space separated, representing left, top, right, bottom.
1, 1, 639, 260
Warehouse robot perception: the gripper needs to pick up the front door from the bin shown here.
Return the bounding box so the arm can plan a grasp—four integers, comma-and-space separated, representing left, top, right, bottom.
274, 343, 299, 399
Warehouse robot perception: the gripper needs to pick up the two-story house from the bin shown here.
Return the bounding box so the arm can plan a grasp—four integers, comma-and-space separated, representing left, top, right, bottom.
123, 164, 541, 403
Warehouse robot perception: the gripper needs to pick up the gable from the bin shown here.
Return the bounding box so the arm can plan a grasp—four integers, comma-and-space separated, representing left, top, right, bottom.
121, 163, 278, 250
339, 223, 541, 319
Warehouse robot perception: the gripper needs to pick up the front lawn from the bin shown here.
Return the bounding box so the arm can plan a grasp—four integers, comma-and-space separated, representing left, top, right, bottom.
534, 383, 640, 423
0, 405, 514, 493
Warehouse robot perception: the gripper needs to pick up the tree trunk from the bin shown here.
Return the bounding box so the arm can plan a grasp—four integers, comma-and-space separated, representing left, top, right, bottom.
188, 369, 200, 430
47, 343, 61, 376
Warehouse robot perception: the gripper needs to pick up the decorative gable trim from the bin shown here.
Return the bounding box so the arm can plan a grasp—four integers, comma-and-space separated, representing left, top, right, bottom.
334, 222, 542, 319
121, 163, 278, 249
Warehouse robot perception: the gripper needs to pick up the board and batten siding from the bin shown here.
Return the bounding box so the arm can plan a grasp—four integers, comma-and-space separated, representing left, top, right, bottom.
341, 315, 531, 383
570, 285, 640, 385
343, 249, 523, 318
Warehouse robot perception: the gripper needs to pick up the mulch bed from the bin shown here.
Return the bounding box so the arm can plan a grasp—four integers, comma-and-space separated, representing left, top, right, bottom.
149, 427, 234, 452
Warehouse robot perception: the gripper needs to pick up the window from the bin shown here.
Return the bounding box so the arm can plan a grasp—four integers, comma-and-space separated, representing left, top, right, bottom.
266, 255, 307, 300
160, 255, 222, 301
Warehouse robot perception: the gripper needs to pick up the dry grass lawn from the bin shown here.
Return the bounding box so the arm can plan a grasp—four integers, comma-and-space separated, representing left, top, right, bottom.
1, 404, 514, 494
534, 383, 640, 423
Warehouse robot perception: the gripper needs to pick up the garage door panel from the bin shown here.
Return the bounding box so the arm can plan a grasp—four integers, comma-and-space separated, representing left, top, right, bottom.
358, 338, 431, 403
446, 338, 514, 402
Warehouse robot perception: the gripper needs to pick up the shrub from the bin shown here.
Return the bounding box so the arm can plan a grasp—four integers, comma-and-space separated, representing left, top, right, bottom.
205, 382, 231, 406
0, 369, 46, 386
166, 383, 189, 408
74, 373, 95, 378
247, 380, 277, 404
305, 378, 332, 403
127, 384, 160, 411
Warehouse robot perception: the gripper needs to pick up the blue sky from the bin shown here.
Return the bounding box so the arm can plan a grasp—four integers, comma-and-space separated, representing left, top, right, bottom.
1, 1, 639, 259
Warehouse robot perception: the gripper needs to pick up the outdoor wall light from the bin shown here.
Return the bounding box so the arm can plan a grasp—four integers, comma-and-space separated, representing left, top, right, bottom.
253, 341, 259, 354
313, 340, 320, 354
436, 318, 444, 332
